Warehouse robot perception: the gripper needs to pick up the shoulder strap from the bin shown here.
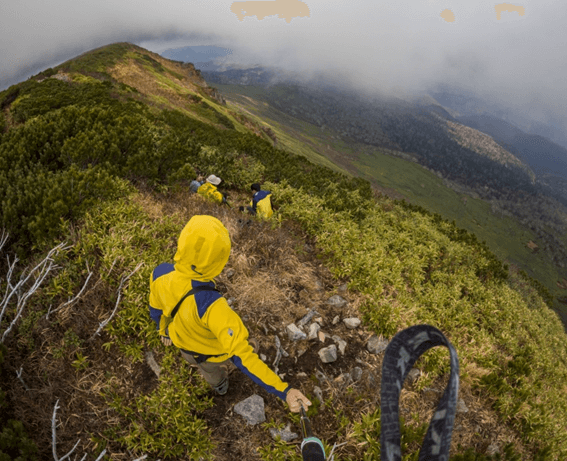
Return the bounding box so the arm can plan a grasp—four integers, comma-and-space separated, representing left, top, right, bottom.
171, 285, 220, 320
380, 324, 459, 461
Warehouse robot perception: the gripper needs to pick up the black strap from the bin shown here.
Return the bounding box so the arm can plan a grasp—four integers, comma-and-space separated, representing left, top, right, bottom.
170, 285, 219, 320
380, 324, 459, 461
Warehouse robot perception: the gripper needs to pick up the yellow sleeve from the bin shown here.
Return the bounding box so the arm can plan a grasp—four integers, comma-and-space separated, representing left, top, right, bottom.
204, 300, 290, 400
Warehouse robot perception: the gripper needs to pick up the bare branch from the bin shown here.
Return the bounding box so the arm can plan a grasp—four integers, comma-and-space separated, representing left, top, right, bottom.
328, 441, 347, 461
93, 450, 107, 461
47, 269, 94, 319
16, 366, 30, 391
52, 399, 107, 461
1, 241, 69, 343
90, 263, 143, 340
0, 230, 8, 253
52, 399, 81, 461
272, 335, 289, 375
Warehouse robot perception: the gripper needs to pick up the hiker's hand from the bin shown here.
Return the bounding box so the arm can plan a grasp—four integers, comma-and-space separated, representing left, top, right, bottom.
286, 388, 312, 413
160, 336, 172, 346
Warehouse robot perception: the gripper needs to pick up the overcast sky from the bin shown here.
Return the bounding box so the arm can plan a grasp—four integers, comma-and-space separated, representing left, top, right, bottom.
1, 0, 565, 135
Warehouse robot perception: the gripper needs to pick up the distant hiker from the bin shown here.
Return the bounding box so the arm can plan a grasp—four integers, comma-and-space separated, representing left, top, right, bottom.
189, 178, 203, 193
197, 175, 227, 205
239, 183, 273, 218
148, 215, 311, 412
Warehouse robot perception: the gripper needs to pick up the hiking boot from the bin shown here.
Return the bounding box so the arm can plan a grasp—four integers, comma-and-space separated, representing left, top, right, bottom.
214, 377, 229, 395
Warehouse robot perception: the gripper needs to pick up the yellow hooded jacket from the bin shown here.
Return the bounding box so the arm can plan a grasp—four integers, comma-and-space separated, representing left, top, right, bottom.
197, 182, 223, 204
148, 215, 290, 400
250, 190, 273, 219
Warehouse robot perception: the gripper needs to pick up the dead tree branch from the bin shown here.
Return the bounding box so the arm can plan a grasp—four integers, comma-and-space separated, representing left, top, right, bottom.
90, 262, 143, 340
1, 241, 70, 343
52, 399, 107, 461
46, 269, 94, 319
16, 366, 30, 391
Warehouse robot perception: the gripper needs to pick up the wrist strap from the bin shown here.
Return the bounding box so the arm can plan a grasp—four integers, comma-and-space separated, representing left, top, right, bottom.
380, 324, 459, 461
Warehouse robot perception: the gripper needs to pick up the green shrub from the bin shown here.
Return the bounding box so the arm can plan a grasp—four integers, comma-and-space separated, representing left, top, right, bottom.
0, 420, 38, 461
107, 352, 214, 460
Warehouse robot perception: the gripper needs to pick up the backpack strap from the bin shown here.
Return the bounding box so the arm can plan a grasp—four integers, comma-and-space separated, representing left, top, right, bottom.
380, 324, 459, 461
171, 285, 220, 320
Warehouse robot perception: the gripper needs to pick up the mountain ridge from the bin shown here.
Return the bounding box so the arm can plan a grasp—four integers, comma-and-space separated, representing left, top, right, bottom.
1, 42, 567, 461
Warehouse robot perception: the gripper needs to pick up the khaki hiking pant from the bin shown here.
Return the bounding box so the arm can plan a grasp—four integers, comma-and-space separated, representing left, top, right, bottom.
179, 339, 258, 388
179, 350, 231, 387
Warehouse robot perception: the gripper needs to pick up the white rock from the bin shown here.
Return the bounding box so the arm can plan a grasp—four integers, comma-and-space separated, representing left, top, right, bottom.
287, 323, 307, 341
343, 317, 361, 329
332, 335, 347, 355
307, 322, 321, 340
332, 315, 340, 325
318, 345, 338, 363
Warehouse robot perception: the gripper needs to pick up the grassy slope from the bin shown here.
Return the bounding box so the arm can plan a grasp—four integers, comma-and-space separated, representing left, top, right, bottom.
208, 83, 567, 322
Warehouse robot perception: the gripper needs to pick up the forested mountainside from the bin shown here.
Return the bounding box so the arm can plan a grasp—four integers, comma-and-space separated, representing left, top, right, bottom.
1, 43, 567, 461
201, 71, 567, 309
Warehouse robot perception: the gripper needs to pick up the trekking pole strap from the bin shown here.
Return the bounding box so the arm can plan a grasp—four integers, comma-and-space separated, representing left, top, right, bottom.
380, 324, 459, 461
170, 285, 219, 320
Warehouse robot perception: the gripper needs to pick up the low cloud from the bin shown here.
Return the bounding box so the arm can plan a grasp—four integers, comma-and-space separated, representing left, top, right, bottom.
1, 0, 565, 134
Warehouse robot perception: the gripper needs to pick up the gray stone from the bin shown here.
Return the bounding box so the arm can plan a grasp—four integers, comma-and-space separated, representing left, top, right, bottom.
307, 322, 321, 340
227, 297, 235, 306
367, 335, 389, 354
332, 335, 347, 355
260, 354, 267, 362
318, 344, 338, 363
332, 315, 340, 325
270, 424, 299, 442
406, 368, 420, 384
352, 366, 363, 382
286, 323, 307, 341
315, 370, 328, 383
486, 443, 499, 456
234, 394, 266, 425
343, 317, 361, 329
225, 268, 236, 279
457, 398, 469, 414
338, 283, 348, 292
326, 295, 348, 308
314, 280, 325, 292
298, 309, 318, 327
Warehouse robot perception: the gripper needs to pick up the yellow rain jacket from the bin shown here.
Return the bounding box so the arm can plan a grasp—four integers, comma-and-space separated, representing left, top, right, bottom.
197, 182, 223, 204
148, 215, 290, 400
250, 190, 273, 219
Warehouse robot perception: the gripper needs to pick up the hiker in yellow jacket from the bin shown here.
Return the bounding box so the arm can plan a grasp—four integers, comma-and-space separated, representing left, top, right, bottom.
197, 175, 226, 205
148, 215, 311, 412
239, 183, 273, 218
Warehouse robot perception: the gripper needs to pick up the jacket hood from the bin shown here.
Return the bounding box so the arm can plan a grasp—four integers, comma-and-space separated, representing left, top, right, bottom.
174, 215, 231, 280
